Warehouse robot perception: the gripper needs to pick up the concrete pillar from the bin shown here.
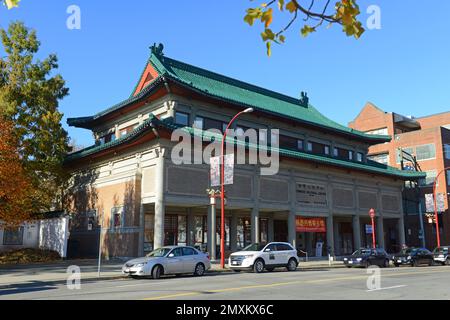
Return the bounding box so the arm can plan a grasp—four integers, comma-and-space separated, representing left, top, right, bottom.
305, 233, 312, 256
398, 216, 406, 247
352, 215, 361, 250
333, 220, 340, 256
138, 204, 145, 257
251, 208, 260, 243
154, 147, 166, 249
230, 214, 238, 252
326, 216, 335, 256
377, 216, 385, 248
187, 208, 195, 246
288, 211, 296, 248
268, 216, 274, 242
207, 203, 217, 261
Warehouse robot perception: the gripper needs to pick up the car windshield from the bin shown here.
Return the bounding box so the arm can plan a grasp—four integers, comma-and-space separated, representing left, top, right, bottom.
146, 247, 172, 257
434, 247, 449, 254
242, 243, 267, 252
353, 249, 372, 256
399, 248, 418, 255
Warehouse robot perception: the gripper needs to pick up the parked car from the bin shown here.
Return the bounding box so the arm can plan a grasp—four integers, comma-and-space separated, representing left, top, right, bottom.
228, 242, 299, 273
122, 246, 211, 279
392, 247, 434, 267
343, 248, 390, 268
433, 246, 450, 266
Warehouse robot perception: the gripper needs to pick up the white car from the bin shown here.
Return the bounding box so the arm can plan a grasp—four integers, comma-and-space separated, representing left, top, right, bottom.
122, 246, 211, 279
228, 242, 299, 273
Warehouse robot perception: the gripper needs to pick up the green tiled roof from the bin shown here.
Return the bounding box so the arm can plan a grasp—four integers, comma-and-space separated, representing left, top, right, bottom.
67, 49, 390, 143
65, 114, 425, 181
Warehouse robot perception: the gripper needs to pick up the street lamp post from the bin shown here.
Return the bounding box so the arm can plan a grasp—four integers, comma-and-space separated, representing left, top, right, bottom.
432, 166, 450, 248
220, 108, 254, 268
369, 208, 376, 249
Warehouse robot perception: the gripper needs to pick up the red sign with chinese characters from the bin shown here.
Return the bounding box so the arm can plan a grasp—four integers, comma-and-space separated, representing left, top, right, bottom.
296, 217, 326, 233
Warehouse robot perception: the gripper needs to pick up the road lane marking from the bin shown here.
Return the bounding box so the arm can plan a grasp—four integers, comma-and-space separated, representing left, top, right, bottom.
366, 285, 407, 292
143, 268, 450, 300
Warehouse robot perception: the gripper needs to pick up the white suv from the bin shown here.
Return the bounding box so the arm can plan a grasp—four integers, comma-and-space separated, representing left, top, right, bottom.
228, 242, 299, 273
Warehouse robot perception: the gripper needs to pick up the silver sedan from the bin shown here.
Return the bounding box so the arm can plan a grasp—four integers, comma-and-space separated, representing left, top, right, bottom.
122, 246, 211, 279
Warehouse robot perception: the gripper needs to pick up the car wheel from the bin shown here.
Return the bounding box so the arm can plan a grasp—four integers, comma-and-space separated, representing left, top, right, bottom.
287, 258, 298, 272
383, 259, 390, 268
394, 263, 400, 268
253, 259, 265, 273
429, 260, 434, 267
194, 263, 205, 276
364, 261, 370, 268
445, 259, 450, 266
413, 260, 419, 267
152, 265, 163, 279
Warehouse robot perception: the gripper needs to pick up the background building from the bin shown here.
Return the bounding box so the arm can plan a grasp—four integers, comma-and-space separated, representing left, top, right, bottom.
64, 45, 424, 260
349, 103, 450, 248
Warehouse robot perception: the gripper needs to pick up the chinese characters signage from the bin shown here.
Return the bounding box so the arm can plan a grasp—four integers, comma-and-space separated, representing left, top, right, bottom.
296, 217, 327, 233
296, 183, 327, 206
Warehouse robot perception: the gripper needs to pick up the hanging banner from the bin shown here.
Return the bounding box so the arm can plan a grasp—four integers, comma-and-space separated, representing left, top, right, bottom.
425, 193, 446, 213
210, 156, 220, 187
296, 217, 326, 233
224, 154, 235, 186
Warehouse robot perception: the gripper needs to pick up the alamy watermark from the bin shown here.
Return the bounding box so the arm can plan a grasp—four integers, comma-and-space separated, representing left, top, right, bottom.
66, 5, 81, 30
171, 128, 280, 176
66, 265, 81, 290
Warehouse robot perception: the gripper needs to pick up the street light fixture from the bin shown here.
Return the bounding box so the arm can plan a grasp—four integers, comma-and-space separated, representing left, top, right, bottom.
220, 107, 254, 268
432, 166, 450, 248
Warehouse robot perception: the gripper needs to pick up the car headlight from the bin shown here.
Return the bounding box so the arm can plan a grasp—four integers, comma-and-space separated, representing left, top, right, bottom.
135, 263, 146, 268
344, 258, 348, 261
407, 256, 411, 260
357, 258, 362, 262
243, 254, 254, 259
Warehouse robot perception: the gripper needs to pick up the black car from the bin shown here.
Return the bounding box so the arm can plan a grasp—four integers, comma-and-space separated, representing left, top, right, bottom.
433, 246, 450, 266
392, 248, 434, 267
343, 248, 390, 268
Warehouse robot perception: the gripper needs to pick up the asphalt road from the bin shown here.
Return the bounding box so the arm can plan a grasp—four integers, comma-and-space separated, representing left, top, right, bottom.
1, 265, 449, 300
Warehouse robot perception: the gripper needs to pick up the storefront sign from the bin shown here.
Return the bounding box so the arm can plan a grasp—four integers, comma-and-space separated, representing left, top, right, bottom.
296, 217, 326, 233
296, 183, 327, 206
210, 156, 220, 187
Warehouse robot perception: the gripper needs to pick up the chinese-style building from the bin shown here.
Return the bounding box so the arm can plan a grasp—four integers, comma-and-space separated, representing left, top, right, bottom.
64, 44, 424, 260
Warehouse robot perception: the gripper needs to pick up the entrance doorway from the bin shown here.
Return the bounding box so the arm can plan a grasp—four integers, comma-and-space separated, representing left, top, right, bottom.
274, 220, 287, 242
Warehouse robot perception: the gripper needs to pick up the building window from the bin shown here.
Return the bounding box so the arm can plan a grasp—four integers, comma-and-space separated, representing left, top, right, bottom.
193, 116, 204, 129
415, 144, 436, 161
3, 227, 24, 245
279, 135, 298, 150
366, 127, 388, 135
306, 142, 313, 152
202, 117, 225, 132
447, 170, 450, 186
175, 112, 189, 126
396, 147, 414, 164
445, 144, 450, 160
419, 170, 438, 187
349, 150, 354, 160
297, 140, 304, 151
368, 153, 389, 165
324, 145, 330, 156
333, 147, 339, 157
357, 152, 363, 162
111, 206, 124, 229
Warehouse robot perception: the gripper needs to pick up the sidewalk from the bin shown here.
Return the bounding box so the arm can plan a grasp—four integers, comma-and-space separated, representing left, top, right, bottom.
0, 258, 344, 288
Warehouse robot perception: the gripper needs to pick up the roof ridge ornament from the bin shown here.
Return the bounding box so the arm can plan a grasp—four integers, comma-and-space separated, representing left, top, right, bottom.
300, 91, 309, 107
150, 43, 164, 58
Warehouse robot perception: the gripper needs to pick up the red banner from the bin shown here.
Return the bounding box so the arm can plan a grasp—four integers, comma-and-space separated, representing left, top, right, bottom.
296, 217, 326, 233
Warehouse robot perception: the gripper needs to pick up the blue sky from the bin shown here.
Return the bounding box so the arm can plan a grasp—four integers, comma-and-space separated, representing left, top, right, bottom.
1, 0, 450, 147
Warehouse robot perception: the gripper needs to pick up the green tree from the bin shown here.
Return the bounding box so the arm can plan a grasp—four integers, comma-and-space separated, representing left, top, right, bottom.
0, 21, 70, 217
244, 0, 364, 55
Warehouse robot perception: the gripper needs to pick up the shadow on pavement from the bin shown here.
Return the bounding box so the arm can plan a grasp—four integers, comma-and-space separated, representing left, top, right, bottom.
0, 281, 57, 296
